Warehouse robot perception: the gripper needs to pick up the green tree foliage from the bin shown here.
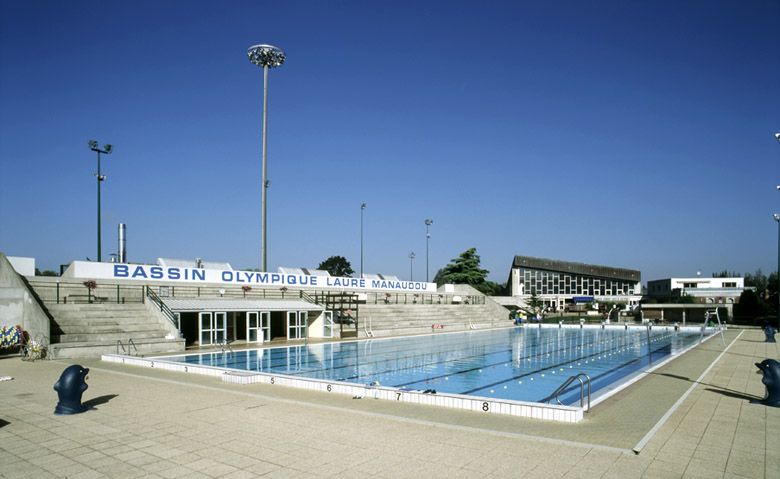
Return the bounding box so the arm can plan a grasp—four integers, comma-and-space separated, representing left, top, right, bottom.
734, 289, 767, 319
34, 268, 58, 276
317, 256, 354, 277
433, 248, 499, 294
712, 270, 741, 278
525, 289, 545, 316
744, 269, 768, 293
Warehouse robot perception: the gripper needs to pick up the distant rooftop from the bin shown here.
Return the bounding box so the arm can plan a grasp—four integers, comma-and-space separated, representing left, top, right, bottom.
158, 258, 233, 270
278, 267, 331, 277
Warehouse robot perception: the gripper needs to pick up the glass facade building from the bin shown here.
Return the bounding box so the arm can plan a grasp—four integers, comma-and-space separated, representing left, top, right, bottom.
509, 255, 642, 310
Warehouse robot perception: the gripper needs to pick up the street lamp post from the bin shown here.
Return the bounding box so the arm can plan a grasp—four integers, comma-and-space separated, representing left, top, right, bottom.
360, 203, 366, 277
425, 219, 433, 282
89, 140, 113, 262
408, 252, 416, 281
248, 44, 286, 272
774, 213, 780, 329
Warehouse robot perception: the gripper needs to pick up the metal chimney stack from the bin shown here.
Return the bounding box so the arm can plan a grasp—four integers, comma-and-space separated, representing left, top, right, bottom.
118, 223, 127, 263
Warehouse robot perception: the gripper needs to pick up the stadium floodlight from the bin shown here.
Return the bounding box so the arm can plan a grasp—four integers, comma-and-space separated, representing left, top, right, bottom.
361, 203, 367, 277
248, 44, 286, 272
425, 219, 433, 282
88, 140, 114, 262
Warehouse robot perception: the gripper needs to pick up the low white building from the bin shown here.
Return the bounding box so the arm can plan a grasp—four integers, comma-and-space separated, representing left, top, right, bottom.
646, 277, 746, 304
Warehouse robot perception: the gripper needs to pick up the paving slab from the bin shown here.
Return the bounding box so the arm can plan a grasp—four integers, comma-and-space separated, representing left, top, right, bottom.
1, 327, 778, 478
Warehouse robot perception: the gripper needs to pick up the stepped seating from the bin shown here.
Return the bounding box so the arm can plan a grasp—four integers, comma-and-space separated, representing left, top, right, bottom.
358, 303, 512, 338
45, 303, 184, 358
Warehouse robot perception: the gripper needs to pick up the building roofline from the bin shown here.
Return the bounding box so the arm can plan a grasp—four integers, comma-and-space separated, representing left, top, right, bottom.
511, 255, 641, 282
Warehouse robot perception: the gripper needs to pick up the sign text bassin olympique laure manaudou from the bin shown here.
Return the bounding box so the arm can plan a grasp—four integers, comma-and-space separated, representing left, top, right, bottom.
67, 261, 436, 293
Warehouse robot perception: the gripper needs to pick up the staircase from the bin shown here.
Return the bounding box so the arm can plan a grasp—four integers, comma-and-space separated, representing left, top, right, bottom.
359, 302, 512, 338
46, 303, 185, 358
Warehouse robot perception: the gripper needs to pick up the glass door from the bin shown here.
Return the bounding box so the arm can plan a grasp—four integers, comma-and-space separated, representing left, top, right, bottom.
287, 311, 308, 340
214, 312, 226, 344
199, 312, 213, 345
261, 312, 270, 341
247, 312, 261, 343
323, 311, 334, 338
198, 311, 227, 346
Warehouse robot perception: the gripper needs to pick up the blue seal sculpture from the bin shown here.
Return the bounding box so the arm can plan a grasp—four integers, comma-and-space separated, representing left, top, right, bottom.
54, 365, 90, 415
755, 359, 780, 407
765, 325, 776, 343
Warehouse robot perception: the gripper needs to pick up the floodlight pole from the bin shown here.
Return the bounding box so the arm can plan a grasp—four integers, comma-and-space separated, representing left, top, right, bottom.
360, 203, 366, 277
425, 219, 433, 282
409, 252, 416, 281
248, 44, 286, 272
89, 140, 112, 262
774, 213, 780, 329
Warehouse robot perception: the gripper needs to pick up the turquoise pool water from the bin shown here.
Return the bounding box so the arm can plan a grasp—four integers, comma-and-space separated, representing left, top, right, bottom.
161, 326, 709, 405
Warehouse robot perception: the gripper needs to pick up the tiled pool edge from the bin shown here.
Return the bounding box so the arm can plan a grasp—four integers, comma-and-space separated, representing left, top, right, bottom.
101, 353, 584, 423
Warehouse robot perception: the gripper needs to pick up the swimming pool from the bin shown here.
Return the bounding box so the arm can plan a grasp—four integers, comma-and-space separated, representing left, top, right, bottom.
154, 325, 711, 407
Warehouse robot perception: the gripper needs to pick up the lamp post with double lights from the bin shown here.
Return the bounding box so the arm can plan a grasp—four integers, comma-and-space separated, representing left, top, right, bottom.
248, 44, 286, 272
425, 218, 433, 282
408, 252, 416, 281
89, 140, 113, 262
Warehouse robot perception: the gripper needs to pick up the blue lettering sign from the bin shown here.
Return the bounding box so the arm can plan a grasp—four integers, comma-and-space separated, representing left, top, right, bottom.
114, 264, 128, 278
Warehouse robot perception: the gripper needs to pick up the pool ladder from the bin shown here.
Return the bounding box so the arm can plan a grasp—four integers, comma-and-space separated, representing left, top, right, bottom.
550, 373, 591, 412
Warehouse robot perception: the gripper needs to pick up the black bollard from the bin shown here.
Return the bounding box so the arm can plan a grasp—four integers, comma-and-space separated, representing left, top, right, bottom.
54, 365, 90, 415
765, 326, 776, 343
755, 359, 780, 407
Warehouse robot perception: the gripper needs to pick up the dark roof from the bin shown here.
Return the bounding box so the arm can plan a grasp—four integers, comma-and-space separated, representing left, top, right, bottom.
511, 255, 641, 282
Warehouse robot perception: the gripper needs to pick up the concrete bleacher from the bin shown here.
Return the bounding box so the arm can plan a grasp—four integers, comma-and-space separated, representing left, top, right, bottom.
45, 303, 184, 358
358, 301, 512, 338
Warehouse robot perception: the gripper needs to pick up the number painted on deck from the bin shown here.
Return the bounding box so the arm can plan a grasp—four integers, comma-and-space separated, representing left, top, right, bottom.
482, 402, 489, 412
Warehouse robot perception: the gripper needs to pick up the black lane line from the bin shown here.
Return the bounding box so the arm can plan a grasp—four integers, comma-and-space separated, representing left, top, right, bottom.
535, 343, 672, 404
395, 332, 670, 390
261, 332, 574, 378
345, 330, 658, 385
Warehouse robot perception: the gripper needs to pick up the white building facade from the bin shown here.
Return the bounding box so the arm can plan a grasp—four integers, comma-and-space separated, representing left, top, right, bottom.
508, 255, 642, 311
646, 277, 746, 304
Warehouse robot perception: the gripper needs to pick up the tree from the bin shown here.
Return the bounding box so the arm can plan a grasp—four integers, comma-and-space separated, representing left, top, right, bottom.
745, 269, 768, 294
734, 289, 767, 320
434, 248, 495, 293
317, 256, 354, 277
525, 289, 545, 317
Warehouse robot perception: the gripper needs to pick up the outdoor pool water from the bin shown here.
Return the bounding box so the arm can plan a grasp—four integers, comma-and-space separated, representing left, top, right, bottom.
160, 326, 711, 406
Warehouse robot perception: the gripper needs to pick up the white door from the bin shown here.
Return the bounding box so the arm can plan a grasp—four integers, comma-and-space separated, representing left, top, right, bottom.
247, 312, 261, 343
261, 312, 270, 341
247, 311, 270, 343
323, 311, 334, 338
199, 312, 213, 345
199, 311, 227, 346
287, 311, 308, 340
214, 312, 227, 344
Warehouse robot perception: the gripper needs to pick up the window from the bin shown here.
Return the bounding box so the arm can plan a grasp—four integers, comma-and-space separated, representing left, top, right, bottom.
723, 282, 737, 288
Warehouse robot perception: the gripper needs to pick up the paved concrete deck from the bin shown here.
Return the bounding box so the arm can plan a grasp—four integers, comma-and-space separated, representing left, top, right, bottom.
1, 328, 778, 478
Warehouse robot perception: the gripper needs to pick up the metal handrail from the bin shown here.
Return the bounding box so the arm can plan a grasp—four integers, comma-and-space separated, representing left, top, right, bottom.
145, 286, 178, 330
549, 373, 591, 412
220, 341, 234, 354
116, 339, 139, 356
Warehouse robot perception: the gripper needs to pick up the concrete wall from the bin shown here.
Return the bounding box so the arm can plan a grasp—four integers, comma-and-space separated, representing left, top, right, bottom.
0, 252, 51, 339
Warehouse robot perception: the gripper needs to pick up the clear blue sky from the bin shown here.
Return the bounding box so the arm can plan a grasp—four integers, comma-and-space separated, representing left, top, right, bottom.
1, 0, 779, 284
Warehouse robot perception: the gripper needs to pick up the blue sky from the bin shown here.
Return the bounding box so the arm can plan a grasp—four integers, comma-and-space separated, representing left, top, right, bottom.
1, 0, 779, 284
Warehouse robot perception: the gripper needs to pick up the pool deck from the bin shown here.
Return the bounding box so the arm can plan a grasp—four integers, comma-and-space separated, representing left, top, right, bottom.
1, 327, 778, 478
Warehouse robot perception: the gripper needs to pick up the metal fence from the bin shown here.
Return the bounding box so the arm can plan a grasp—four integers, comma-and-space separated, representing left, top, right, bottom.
25, 279, 485, 306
